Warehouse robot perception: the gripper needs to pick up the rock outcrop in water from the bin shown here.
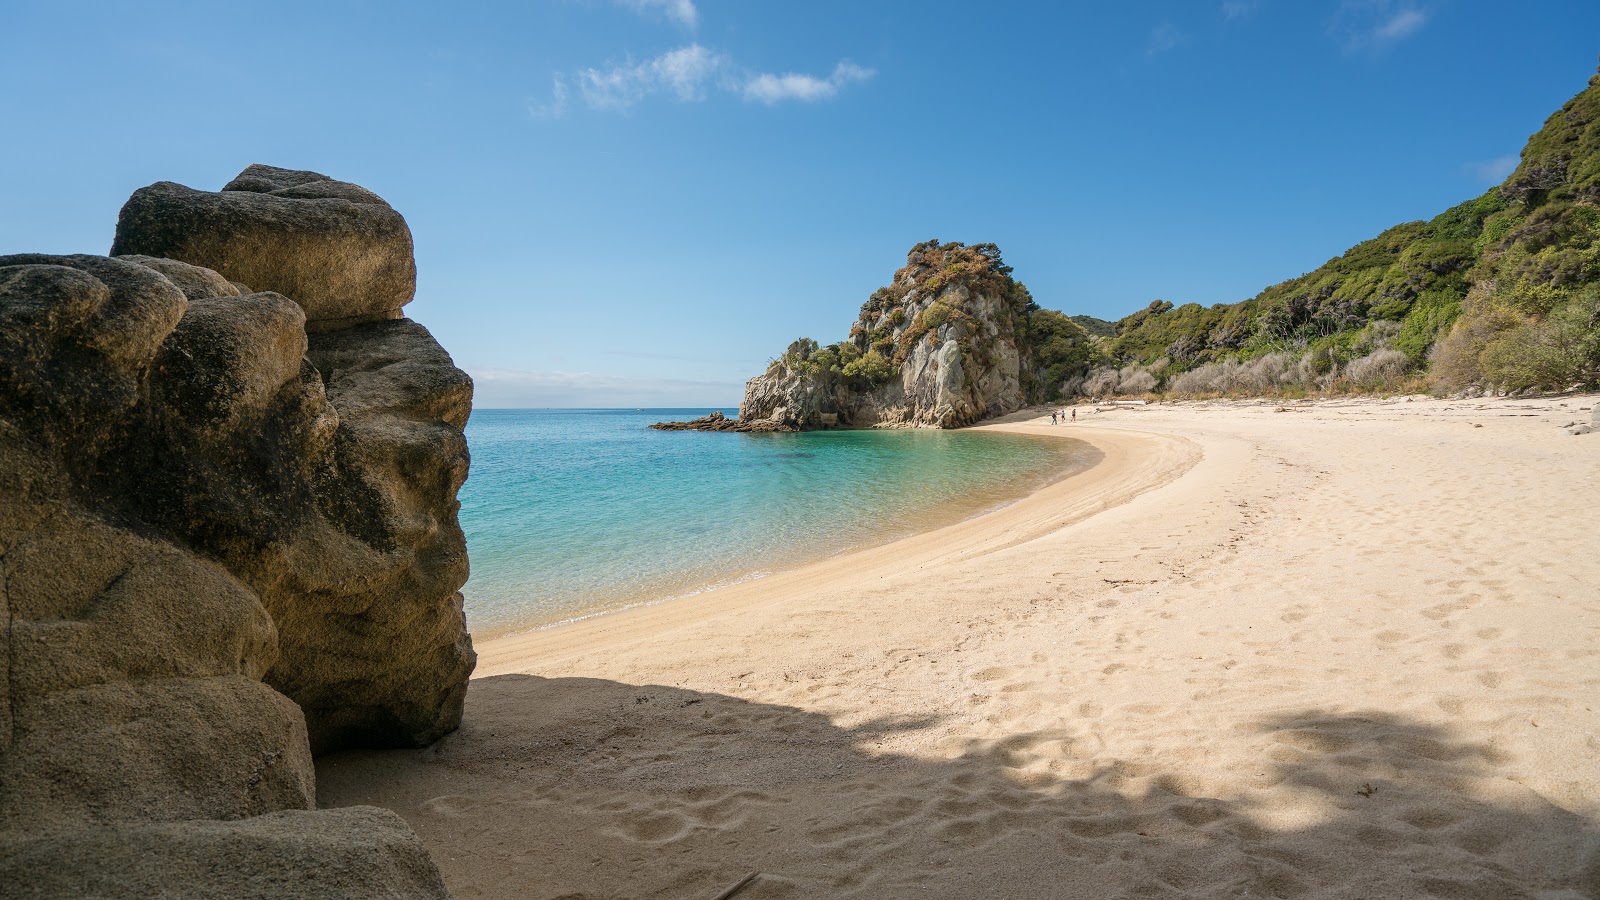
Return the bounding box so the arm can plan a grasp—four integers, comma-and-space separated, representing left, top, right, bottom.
0, 164, 469, 897
648, 410, 797, 432
658, 241, 1094, 432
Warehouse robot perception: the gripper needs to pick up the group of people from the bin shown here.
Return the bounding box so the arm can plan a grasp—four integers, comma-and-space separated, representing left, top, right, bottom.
1049, 408, 1076, 425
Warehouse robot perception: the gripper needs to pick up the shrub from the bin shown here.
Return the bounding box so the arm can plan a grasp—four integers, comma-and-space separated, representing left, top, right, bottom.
1429, 305, 1525, 389
923, 299, 957, 330
841, 349, 895, 385
1343, 349, 1409, 388
1478, 289, 1600, 389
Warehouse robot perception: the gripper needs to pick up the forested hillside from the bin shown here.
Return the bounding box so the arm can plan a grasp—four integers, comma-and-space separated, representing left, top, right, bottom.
1075, 62, 1600, 397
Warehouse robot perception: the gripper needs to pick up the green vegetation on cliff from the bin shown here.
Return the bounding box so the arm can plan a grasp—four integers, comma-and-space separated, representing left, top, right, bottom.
1085, 63, 1600, 396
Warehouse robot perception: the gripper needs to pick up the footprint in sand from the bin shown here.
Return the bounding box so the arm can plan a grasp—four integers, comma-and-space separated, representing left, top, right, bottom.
613, 812, 692, 843
1476, 670, 1507, 689
420, 795, 477, 818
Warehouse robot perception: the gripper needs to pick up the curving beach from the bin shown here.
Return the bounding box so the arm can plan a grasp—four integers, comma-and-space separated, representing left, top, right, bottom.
319, 394, 1600, 899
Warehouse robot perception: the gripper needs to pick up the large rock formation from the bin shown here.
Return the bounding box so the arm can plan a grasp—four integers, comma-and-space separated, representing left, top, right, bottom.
663, 241, 1093, 431
1, 165, 471, 896
111, 163, 416, 330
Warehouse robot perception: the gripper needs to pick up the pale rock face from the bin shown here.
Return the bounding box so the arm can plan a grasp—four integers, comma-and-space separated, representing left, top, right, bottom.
732, 244, 1055, 431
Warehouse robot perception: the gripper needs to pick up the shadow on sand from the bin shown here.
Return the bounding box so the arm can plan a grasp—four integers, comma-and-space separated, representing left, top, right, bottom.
318, 674, 1600, 899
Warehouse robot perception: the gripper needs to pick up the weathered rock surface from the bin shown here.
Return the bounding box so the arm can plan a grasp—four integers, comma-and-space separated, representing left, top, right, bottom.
1, 164, 469, 895
729, 241, 1092, 430
110, 163, 416, 327
112, 253, 244, 301
0, 257, 316, 832
285, 318, 476, 752
0, 807, 448, 900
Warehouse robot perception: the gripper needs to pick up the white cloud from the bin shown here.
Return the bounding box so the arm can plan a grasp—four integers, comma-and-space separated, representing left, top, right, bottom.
530, 5, 874, 117
1464, 154, 1518, 183
1335, 1, 1429, 51
469, 366, 742, 408
573, 43, 723, 111
1146, 21, 1187, 58
616, 0, 697, 29
533, 46, 872, 116
742, 62, 874, 105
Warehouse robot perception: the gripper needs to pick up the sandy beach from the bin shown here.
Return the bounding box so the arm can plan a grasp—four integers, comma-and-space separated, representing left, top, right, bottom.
319, 395, 1600, 899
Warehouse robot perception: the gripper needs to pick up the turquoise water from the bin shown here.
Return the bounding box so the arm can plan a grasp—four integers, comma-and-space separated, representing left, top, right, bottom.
460, 409, 1093, 636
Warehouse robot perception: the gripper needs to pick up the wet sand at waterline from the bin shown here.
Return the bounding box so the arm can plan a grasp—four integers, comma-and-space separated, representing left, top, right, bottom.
319, 395, 1600, 899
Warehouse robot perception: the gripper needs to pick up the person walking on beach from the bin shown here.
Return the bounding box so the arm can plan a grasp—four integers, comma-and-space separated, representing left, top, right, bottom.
1050, 411, 1058, 425
1070, 409, 1076, 423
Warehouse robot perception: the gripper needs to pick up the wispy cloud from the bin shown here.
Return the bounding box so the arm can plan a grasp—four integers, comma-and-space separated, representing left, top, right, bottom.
1146, 21, 1188, 58
533, 4, 874, 118
532, 45, 872, 116
1222, 1, 1261, 21
529, 77, 571, 120
1334, 1, 1430, 51
1373, 8, 1427, 40
573, 43, 723, 111
1463, 154, 1519, 183
743, 62, 874, 104
616, 0, 697, 29
470, 366, 742, 408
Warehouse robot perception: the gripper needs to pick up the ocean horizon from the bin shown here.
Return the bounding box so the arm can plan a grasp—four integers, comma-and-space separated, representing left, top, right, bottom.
459, 408, 1093, 636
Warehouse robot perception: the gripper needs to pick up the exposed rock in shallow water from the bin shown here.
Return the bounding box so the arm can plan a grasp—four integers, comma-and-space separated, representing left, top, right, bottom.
1, 165, 468, 894
110, 163, 416, 328
650, 410, 798, 432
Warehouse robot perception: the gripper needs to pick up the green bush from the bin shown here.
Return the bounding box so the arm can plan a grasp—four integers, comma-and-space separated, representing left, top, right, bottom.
842, 349, 894, 384
1478, 288, 1600, 390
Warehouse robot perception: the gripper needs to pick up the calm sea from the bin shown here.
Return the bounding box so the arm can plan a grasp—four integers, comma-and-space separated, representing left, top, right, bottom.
459, 409, 1092, 636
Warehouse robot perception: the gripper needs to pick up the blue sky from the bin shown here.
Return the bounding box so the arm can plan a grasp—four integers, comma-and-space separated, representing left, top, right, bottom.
3, 1, 1598, 406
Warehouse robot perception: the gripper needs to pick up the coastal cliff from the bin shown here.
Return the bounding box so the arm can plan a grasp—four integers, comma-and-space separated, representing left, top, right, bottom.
664, 241, 1093, 431
0, 165, 469, 897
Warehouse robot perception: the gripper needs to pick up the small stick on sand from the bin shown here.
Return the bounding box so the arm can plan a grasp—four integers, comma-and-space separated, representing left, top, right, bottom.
708, 871, 760, 900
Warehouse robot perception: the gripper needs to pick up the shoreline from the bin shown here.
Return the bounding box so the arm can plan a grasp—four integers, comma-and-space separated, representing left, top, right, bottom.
469, 416, 1105, 642
471, 415, 1192, 675
321, 393, 1600, 899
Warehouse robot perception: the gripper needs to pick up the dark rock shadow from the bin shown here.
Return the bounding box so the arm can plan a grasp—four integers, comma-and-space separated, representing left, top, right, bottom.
318, 674, 1600, 900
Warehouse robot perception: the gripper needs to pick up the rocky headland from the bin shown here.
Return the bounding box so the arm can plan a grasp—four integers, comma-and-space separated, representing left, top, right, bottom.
1, 165, 472, 897
654, 241, 1095, 432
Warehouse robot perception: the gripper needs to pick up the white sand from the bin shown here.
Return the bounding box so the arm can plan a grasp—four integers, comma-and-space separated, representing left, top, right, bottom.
319, 394, 1600, 899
